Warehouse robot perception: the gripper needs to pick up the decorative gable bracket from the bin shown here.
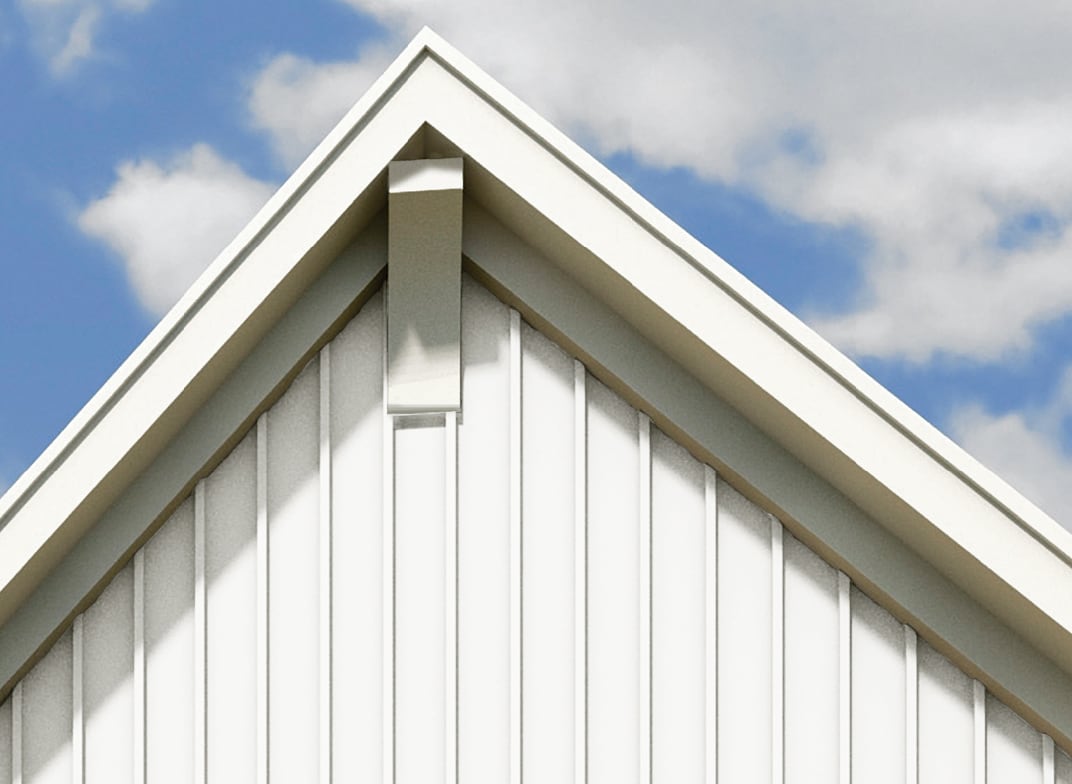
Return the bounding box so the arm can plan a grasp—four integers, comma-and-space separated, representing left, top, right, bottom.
387, 157, 463, 414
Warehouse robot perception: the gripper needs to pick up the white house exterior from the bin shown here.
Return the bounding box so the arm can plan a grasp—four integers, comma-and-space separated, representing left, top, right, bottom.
2, 28, 1072, 784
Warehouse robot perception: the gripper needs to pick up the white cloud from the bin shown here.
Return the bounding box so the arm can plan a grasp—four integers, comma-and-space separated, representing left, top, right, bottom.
248, 0, 1072, 363
19, 0, 153, 74
78, 144, 275, 315
951, 370, 1072, 529
248, 47, 395, 169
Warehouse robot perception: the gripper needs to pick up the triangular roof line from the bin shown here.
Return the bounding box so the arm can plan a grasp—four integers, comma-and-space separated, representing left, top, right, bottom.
2, 27, 1072, 732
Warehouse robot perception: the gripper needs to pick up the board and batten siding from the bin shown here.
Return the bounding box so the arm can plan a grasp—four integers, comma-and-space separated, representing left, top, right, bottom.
2, 275, 1070, 784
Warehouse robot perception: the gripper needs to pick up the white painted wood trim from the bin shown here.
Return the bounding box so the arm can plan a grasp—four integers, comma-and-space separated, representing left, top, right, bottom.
704, 466, 718, 784
386, 158, 463, 414
839, 572, 851, 784
134, 550, 145, 784
905, 625, 917, 784
574, 359, 587, 784
509, 309, 523, 784
638, 414, 652, 784
382, 291, 396, 784
1043, 734, 1055, 784
444, 410, 459, 784
771, 516, 784, 784
73, 613, 84, 784
319, 345, 333, 784
11, 682, 20, 784
256, 414, 269, 784
194, 480, 207, 784
974, 680, 986, 784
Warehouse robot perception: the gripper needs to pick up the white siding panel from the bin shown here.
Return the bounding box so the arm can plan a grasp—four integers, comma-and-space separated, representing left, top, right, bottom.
0, 696, 10, 784
784, 533, 839, 784
330, 291, 384, 783
717, 478, 772, 784
267, 360, 321, 783
651, 429, 705, 784
1057, 746, 1072, 783
521, 323, 575, 783
919, 638, 973, 784
394, 419, 446, 784
22, 629, 72, 784
586, 378, 640, 784
205, 431, 257, 784
83, 564, 133, 784
9, 276, 1072, 784
851, 587, 906, 784
457, 278, 511, 784
987, 694, 1043, 783
145, 500, 194, 784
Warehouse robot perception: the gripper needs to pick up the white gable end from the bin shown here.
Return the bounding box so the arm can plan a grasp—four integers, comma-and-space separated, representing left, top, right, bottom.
3, 275, 1069, 783
2, 27, 1072, 782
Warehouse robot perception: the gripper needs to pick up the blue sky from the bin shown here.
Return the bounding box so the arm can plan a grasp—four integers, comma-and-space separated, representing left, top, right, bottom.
3, 0, 1072, 527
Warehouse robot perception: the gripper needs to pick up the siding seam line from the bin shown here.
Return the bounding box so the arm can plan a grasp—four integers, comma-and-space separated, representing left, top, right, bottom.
574, 360, 587, 784
195, 481, 207, 784
638, 414, 652, 784
382, 286, 395, 784
134, 550, 145, 784
905, 625, 918, 784
839, 572, 851, 784
445, 411, 459, 784
73, 613, 84, 784
12, 682, 21, 784
257, 414, 269, 784
770, 516, 784, 784
319, 345, 333, 784
704, 466, 717, 784
974, 680, 986, 784
509, 309, 522, 784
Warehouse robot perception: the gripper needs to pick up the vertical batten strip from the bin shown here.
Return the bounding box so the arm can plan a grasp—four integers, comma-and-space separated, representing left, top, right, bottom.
134, 550, 146, 784
574, 360, 588, 784
73, 614, 84, 784
638, 414, 652, 784
838, 572, 851, 784
445, 411, 459, 784
195, 481, 207, 784
770, 517, 784, 784
382, 290, 396, 784
444, 411, 459, 783
319, 345, 333, 784
973, 680, 986, 784
12, 682, 21, 784
1043, 735, 1055, 784
257, 414, 269, 784
704, 466, 718, 784
905, 626, 918, 784
509, 309, 523, 784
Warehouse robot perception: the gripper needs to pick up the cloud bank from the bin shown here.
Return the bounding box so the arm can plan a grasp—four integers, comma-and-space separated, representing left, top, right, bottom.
78, 144, 274, 315
242, 0, 1072, 364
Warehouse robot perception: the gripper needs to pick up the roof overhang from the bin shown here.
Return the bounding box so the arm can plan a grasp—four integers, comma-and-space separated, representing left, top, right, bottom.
3, 26, 1072, 743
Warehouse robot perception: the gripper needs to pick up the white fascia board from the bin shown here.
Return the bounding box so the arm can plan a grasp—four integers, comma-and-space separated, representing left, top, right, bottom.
393, 36, 1072, 658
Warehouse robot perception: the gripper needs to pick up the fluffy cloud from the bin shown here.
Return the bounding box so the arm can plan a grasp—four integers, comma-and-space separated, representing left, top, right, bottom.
247, 1, 1072, 363
248, 49, 394, 169
79, 144, 274, 315
951, 370, 1072, 528
20, 0, 152, 74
